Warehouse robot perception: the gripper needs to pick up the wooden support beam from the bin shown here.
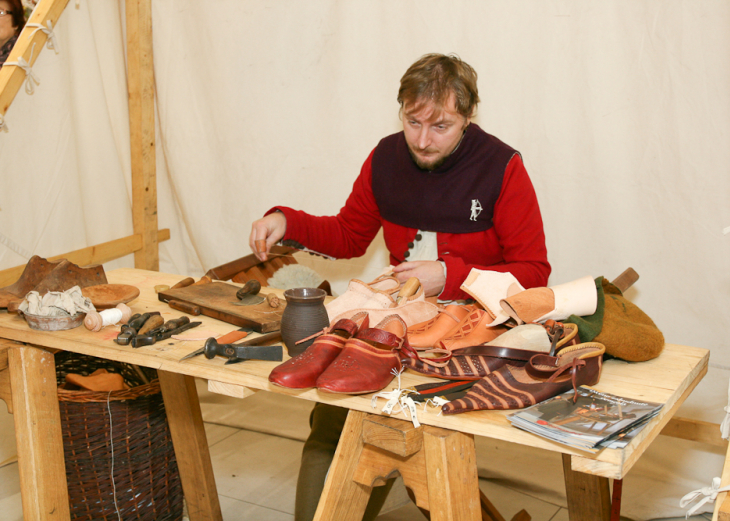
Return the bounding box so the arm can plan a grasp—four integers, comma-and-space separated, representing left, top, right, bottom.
126, 0, 159, 271
8, 344, 70, 520
158, 371, 222, 520
661, 416, 727, 448
0, 0, 70, 120
562, 454, 611, 521
715, 424, 730, 521
0, 229, 170, 287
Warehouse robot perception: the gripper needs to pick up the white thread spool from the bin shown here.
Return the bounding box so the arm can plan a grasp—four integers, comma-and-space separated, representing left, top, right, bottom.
84, 303, 133, 332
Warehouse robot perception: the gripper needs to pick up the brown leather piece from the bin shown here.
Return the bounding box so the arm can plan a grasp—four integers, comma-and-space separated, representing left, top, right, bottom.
0, 256, 108, 308
0, 256, 62, 307
500, 287, 554, 324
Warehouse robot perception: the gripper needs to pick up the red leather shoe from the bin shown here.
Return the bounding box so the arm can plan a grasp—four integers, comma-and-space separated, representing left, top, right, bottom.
316, 315, 408, 395
268, 312, 369, 389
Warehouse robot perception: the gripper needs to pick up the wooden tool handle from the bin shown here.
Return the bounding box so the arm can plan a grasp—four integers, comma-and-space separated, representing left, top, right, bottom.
396, 277, 420, 304
168, 299, 202, 316
236, 279, 261, 300
171, 277, 195, 290
216, 329, 249, 344
138, 315, 164, 336
611, 268, 639, 293
192, 276, 213, 286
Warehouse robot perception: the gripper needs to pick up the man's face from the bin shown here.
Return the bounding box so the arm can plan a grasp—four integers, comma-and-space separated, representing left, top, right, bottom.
402, 93, 470, 171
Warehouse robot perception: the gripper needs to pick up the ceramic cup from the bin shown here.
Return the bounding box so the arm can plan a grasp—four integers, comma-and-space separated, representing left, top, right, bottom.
280, 287, 329, 357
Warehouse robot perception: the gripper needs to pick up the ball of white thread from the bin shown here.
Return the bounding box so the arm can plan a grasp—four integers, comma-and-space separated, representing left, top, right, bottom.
84, 303, 133, 332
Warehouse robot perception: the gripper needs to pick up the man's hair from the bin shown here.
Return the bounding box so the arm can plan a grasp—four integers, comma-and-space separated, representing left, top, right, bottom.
398, 53, 479, 118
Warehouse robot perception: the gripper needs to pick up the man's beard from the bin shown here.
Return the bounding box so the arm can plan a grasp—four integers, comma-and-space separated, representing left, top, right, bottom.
407, 146, 447, 171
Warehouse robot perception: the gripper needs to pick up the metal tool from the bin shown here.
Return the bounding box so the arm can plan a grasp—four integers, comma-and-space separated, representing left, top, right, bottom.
145, 316, 190, 337
225, 331, 283, 364
232, 279, 265, 306
179, 330, 281, 362
132, 321, 202, 348
201, 337, 282, 362
115, 312, 161, 345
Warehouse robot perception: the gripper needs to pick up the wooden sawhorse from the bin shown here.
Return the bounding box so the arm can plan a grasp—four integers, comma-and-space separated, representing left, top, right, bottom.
313, 410, 530, 521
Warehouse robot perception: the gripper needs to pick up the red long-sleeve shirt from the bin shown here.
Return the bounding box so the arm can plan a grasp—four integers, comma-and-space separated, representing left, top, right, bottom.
272, 149, 550, 301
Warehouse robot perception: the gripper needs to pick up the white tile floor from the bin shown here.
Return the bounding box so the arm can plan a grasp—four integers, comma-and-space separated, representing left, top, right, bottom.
0, 382, 715, 521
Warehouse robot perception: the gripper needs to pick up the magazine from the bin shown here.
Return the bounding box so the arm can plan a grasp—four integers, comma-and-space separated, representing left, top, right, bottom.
508, 386, 663, 453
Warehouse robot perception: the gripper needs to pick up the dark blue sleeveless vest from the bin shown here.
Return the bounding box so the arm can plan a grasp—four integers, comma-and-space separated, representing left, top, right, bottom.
371, 123, 517, 233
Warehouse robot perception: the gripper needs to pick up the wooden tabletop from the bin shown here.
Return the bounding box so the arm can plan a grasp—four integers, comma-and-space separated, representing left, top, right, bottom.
0, 268, 708, 481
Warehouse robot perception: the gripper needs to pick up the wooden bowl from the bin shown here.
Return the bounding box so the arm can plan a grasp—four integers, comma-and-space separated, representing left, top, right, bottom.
82, 284, 140, 309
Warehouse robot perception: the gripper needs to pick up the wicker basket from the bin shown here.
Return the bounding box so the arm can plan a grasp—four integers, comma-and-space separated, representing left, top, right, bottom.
55, 352, 184, 521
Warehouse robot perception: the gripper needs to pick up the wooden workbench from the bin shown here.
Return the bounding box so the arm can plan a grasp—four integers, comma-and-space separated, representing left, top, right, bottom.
0, 268, 709, 521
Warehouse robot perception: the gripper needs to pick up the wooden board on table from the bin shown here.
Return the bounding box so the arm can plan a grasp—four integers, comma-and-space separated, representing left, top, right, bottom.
158, 281, 283, 333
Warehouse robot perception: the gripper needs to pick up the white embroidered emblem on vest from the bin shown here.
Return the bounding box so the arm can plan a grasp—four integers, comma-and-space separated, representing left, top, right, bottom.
470, 199, 483, 221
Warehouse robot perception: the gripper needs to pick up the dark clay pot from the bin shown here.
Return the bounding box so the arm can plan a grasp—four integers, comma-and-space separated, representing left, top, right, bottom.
280, 287, 329, 357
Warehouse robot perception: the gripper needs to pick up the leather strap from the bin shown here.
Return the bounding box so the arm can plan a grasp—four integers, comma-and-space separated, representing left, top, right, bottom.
356, 327, 404, 349
452, 344, 544, 362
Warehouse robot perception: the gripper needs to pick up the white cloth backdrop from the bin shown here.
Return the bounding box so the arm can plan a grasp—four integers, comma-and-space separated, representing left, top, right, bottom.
0, 1, 728, 518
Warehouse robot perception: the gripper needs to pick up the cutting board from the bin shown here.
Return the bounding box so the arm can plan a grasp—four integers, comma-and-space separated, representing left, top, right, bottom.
158, 282, 284, 333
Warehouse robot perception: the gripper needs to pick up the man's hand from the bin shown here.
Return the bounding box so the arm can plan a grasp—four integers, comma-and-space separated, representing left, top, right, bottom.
392, 261, 446, 297
249, 212, 287, 261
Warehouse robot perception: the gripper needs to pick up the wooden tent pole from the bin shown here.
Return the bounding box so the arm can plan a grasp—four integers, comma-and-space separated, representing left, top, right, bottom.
126, 0, 159, 271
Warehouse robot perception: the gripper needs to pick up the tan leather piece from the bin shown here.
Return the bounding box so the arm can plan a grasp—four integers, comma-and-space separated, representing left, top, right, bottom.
500, 287, 554, 324
64, 369, 128, 391
435, 309, 508, 351
330, 300, 438, 329
407, 304, 474, 348
324, 275, 401, 320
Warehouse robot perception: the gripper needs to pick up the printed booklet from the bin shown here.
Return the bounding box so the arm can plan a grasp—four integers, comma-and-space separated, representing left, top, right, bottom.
508, 386, 663, 453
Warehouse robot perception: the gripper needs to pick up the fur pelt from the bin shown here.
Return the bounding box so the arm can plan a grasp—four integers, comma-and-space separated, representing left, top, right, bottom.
267, 264, 325, 291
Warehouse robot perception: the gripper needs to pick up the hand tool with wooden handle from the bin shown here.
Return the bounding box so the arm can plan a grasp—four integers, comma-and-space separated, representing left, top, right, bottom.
233, 279, 265, 306
168, 299, 202, 316
115, 312, 160, 345
171, 277, 195, 290
145, 316, 190, 337
396, 277, 420, 305
132, 321, 202, 347
201, 337, 283, 362
180, 330, 281, 362
137, 314, 164, 336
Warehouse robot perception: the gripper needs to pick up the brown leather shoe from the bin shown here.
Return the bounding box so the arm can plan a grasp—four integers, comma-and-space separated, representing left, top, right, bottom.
316, 315, 407, 394
441, 342, 605, 414
268, 312, 369, 389
407, 304, 474, 348
436, 308, 508, 351
402, 322, 580, 381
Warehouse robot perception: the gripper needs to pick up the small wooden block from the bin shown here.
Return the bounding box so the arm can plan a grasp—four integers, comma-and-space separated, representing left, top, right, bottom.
362, 415, 423, 457
208, 380, 257, 399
